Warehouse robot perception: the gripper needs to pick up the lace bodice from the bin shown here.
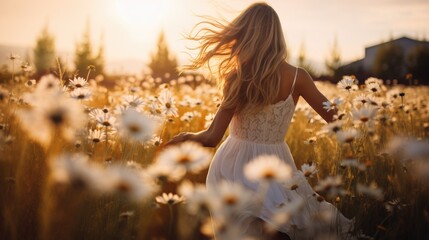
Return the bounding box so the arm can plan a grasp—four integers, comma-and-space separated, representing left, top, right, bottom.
229, 95, 296, 144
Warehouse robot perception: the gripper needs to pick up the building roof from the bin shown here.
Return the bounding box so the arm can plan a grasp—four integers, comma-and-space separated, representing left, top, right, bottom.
365, 36, 429, 51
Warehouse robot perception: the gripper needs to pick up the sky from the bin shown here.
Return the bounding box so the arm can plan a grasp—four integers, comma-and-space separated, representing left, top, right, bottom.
0, 0, 428, 74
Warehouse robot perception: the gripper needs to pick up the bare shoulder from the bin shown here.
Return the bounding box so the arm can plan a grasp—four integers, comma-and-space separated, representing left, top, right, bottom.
295, 67, 314, 95
296, 67, 312, 81
280, 62, 311, 79
276, 62, 298, 100
279, 61, 294, 73
278, 63, 312, 91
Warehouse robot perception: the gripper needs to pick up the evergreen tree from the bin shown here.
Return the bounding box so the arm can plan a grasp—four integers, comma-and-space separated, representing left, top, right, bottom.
34, 25, 56, 77
325, 37, 341, 78
148, 31, 178, 79
74, 22, 104, 77
373, 41, 404, 80
407, 44, 429, 82
297, 41, 316, 77
94, 34, 105, 75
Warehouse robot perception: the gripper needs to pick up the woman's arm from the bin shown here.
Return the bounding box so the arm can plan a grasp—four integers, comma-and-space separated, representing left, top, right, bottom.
166, 106, 235, 147
296, 68, 337, 123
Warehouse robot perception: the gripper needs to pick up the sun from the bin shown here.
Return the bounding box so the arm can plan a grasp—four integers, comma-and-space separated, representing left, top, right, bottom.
114, 0, 173, 27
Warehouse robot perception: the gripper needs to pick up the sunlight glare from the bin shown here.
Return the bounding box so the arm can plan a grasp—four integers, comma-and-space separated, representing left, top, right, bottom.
115, 0, 173, 27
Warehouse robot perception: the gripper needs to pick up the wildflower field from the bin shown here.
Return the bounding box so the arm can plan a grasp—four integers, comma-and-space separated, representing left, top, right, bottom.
0, 64, 428, 240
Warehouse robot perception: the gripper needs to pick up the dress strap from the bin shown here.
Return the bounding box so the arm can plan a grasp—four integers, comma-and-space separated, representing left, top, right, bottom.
290, 67, 298, 95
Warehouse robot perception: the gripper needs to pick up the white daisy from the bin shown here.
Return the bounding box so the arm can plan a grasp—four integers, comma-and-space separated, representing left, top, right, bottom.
337, 76, 357, 92
118, 109, 161, 142
70, 88, 92, 100
384, 198, 402, 213
156, 141, 213, 174
35, 74, 62, 94
69, 76, 89, 88
322, 120, 344, 134
21, 62, 32, 72
146, 162, 186, 183
148, 135, 163, 147
208, 181, 255, 219
336, 129, 359, 144
113, 104, 130, 116
122, 94, 145, 111
50, 153, 112, 192
366, 95, 381, 106
352, 106, 378, 123
94, 112, 116, 128
108, 166, 158, 202
340, 159, 366, 171
314, 176, 347, 199
119, 211, 135, 220
8, 53, 20, 61
25, 79, 36, 88
155, 192, 185, 205
365, 77, 383, 86
271, 198, 304, 227
180, 111, 195, 122
353, 93, 369, 106
147, 100, 162, 116
126, 161, 143, 171
300, 163, 318, 178
16, 93, 86, 147
283, 171, 306, 191
178, 180, 210, 214
204, 113, 215, 128
244, 155, 292, 183
385, 137, 429, 162
303, 136, 317, 145
158, 89, 178, 117
322, 97, 343, 112
88, 129, 106, 144
357, 182, 384, 201
89, 108, 107, 120
366, 82, 381, 94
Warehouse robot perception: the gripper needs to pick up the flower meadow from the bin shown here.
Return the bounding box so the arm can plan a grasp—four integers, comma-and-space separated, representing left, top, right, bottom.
0, 64, 428, 240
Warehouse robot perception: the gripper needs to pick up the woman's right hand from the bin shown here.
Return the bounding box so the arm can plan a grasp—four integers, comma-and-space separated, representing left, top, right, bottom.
165, 132, 194, 146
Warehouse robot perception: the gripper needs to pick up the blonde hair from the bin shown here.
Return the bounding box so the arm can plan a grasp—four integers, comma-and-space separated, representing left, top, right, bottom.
185, 2, 287, 113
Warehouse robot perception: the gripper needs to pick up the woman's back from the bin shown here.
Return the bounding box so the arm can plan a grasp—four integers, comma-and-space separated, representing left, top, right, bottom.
229, 63, 298, 143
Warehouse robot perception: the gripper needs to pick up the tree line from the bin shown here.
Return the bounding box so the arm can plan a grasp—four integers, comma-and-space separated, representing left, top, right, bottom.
3, 24, 429, 83
32, 22, 106, 80
2, 23, 178, 82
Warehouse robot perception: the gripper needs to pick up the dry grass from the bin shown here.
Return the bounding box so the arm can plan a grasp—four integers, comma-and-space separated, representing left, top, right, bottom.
0, 70, 428, 240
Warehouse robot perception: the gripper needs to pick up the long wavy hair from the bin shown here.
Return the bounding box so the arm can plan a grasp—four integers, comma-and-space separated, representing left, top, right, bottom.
184, 2, 287, 113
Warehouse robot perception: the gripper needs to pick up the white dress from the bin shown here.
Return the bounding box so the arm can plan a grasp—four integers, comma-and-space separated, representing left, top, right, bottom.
206, 69, 354, 239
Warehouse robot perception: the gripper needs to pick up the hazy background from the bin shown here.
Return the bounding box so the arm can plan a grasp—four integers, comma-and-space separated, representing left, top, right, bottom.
0, 0, 428, 74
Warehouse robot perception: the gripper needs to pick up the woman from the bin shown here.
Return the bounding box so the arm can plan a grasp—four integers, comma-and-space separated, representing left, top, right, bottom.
168, 2, 354, 239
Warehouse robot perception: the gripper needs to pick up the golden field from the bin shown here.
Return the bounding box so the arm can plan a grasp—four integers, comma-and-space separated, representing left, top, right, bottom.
0, 66, 428, 240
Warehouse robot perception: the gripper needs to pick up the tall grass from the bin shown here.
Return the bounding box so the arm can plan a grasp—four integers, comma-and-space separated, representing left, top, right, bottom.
0, 67, 428, 239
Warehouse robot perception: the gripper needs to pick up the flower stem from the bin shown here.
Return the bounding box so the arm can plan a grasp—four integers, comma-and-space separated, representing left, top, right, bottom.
86, 68, 92, 81
168, 204, 174, 237
11, 59, 15, 82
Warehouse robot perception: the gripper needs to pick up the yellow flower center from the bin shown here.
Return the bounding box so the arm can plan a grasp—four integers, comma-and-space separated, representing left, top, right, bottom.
177, 155, 191, 164
128, 124, 141, 133
360, 117, 369, 122
262, 170, 276, 180
116, 182, 131, 192
224, 195, 238, 205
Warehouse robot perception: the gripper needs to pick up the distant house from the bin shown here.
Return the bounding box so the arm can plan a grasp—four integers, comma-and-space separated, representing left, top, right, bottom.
338, 36, 429, 83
